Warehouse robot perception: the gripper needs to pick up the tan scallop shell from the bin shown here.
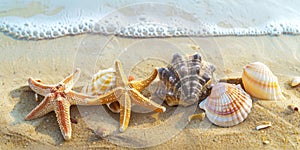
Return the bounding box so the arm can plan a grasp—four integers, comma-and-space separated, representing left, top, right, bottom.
199, 82, 252, 127
242, 62, 285, 100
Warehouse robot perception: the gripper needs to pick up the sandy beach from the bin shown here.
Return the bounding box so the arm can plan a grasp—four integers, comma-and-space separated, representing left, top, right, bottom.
0, 33, 300, 149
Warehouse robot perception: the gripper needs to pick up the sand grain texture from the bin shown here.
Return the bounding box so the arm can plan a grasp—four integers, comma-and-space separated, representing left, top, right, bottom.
0, 34, 300, 149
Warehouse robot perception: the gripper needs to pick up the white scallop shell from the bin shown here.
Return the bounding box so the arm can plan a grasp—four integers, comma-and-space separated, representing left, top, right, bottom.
199, 82, 252, 127
81, 68, 120, 113
242, 62, 285, 100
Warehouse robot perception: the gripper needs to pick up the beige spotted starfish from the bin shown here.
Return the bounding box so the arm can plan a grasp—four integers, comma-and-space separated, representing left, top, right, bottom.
88, 60, 166, 132
25, 68, 99, 140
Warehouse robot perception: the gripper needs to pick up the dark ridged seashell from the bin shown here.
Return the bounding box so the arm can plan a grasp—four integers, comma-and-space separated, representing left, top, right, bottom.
154, 52, 216, 106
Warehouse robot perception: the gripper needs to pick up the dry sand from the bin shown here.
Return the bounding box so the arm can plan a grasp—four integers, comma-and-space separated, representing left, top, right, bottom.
0, 34, 300, 149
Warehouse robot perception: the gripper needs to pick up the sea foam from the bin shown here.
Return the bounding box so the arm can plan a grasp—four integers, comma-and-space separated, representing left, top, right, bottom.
1, 0, 300, 40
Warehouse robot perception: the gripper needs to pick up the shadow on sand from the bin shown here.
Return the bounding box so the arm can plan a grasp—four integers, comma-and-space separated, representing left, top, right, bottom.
9, 86, 65, 145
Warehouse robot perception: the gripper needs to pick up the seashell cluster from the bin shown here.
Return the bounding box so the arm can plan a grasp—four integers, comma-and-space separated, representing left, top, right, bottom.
199, 82, 252, 127
154, 52, 216, 106
81, 68, 120, 113
242, 62, 285, 100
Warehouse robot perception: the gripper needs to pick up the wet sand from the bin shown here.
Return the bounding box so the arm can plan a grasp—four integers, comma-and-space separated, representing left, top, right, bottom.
0, 34, 300, 149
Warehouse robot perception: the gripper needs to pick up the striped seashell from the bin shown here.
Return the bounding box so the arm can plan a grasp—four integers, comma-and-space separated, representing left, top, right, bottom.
82, 68, 115, 95
242, 62, 285, 100
199, 82, 252, 127
154, 52, 216, 106
81, 68, 120, 113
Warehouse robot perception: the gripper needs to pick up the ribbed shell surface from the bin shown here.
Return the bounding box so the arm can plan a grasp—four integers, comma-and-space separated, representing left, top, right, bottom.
242, 62, 285, 100
82, 68, 116, 96
155, 52, 216, 106
81, 68, 120, 113
199, 82, 252, 127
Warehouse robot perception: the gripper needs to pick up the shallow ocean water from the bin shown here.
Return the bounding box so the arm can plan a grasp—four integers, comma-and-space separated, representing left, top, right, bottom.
1, 0, 300, 39
0, 0, 300, 149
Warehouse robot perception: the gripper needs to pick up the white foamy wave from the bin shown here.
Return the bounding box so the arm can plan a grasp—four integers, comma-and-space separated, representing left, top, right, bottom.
0, 15, 97, 39
1, 0, 300, 39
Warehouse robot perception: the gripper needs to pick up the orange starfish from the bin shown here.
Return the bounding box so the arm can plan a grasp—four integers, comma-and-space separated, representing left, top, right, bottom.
25, 68, 100, 140
89, 60, 166, 132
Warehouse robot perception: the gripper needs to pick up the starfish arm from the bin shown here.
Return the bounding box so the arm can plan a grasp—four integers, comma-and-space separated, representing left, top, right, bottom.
28, 77, 54, 96
115, 60, 128, 87
53, 95, 72, 140
25, 94, 54, 120
66, 90, 99, 105
129, 89, 166, 113
97, 88, 124, 105
119, 92, 131, 132
129, 68, 158, 92
68, 88, 122, 105
60, 68, 81, 92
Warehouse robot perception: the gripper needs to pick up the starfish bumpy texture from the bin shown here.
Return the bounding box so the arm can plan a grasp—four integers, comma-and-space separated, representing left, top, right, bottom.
89, 60, 166, 132
25, 68, 98, 140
